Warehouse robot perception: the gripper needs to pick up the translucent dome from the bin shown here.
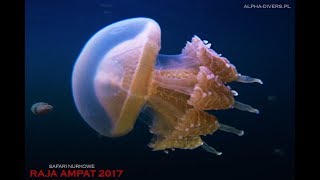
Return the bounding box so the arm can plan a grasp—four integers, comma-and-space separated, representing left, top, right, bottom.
72, 18, 161, 137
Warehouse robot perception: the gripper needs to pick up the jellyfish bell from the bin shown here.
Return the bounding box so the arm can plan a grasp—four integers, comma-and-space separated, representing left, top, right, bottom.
72, 17, 262, 155
72, 18, 160, 137
31, 102, 53, 115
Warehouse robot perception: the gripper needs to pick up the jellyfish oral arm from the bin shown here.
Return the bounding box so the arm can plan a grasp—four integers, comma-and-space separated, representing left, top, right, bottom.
236, 74, 263, 84
218, 123, 244, 136
144, 35, 262, 154
151, 69, 197, 96
201, 142, 222, 155
233, 101, 260, 114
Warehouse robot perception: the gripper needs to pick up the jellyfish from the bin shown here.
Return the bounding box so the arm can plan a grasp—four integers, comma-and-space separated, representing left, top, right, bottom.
31, 102, 53, 115
72, 17, 262, 155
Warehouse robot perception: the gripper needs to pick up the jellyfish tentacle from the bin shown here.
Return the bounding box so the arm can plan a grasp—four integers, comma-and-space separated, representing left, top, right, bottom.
218, 123, 244, 136
233, 101, 259, 114
236, 74, 263, 84
231, 90, 238, 96
201, 141, 222, 155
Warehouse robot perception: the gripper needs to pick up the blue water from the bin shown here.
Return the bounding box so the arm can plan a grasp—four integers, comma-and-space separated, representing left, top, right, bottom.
25, 0, 295, 179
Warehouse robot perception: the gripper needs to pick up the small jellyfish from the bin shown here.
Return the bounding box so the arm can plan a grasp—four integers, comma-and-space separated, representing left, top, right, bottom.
72, 18, 262, 155
31, 102, 53, 115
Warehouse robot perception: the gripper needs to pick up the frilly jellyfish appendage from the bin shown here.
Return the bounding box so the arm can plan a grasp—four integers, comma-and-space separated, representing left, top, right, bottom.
72, 17, 262, 155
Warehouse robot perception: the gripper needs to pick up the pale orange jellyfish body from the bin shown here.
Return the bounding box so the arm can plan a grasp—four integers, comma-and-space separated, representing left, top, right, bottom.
72, 17, 262, 155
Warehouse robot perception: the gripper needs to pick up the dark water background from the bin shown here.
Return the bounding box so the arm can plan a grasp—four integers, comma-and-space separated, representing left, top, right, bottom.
25, 0, 295, 179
